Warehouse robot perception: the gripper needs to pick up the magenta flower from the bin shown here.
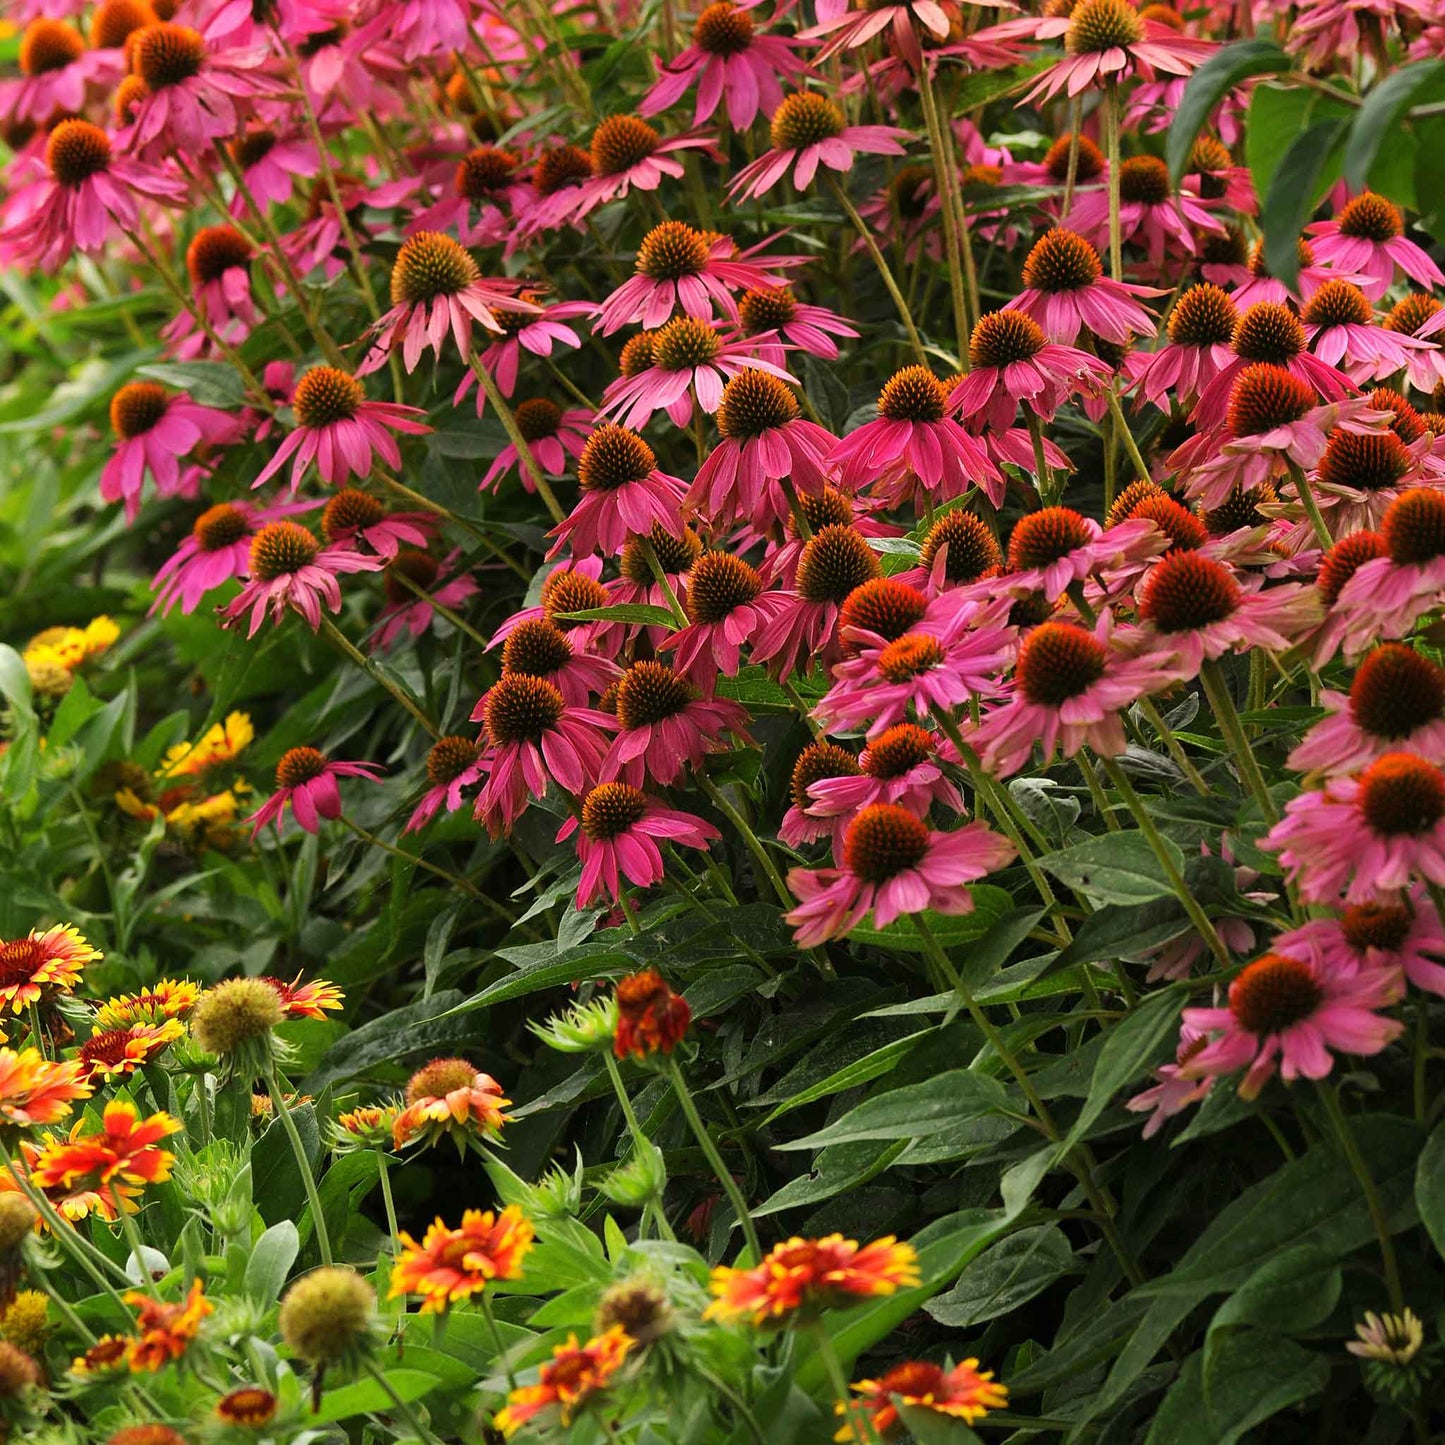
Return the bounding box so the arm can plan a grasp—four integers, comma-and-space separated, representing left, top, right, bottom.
785, 804, 1016, 947
490, 617, 621, 708
728, 92, 908, 202
252, 366, 431, 494
601, 661, 751, 788
226, 125, 319, 214
0, 120, 188, 272
801, 0, 953, 70
249, 747, 385, 836
831, 366, 1002, 510
1020, 0, 1214, 106
1001, 506, 1164, 604
736, 285, 858, 367
471, 674, 616, 837
405, 144, 530, 248
659, 551, 779, 684
220, 521, 382, 638
404, 735, 486, 835
1129, 283, 1237, 412
318, 488, 433, 561
1279, 887, 1445, 998
1126, 1026, 1214, 1137
122, 23, 283, 157
1264, 752, 1445, 904
804, 723, 963, 822
481, 401, 592, 495
598, 318, 793, 430
150, 497, 318, 616
373, 549, 480, 650
0, 18, 119, 124
549, 425, 689, 560
1004, 229, 1158, 347
1301, 279, 1426, 385
161, 225, 260, 361
687, 370, 835, 533
101, 381, 241, 523
642, 1, 807, 130
1180, 944, 1402, 1099
1065, 156, 1221, 265
462, 297, 595, 402
971, 617, 1180, 778
561, 115, 721, 225
358, 232, 537, 375
950, 311, 1109, 431
1307, 191, 1444, 302
558, 783, 720, 907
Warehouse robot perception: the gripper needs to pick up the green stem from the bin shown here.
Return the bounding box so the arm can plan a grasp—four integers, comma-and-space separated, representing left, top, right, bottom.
1286, 458, 1334, 551
1199, 659, 1278, 825
1099, 757, 1232, 968
696, 774, 793, 911
664, 1056, 761, 1261
1135, 695, 1211, 797
1318, 1083, 1404, 1312
1102, 82, 1122, 281
640, 538, 690, 627
471, 356, 568, 526
317, 617, 439, 737
265, 1070, 332, 1267
375, 471, 531, 582
829, 176, 928, 367
1103, 388, 1150, 485
692, 1360, 767, 1445
376, 1151, 400, 1262
479, 1291, 517, 1391
1026, 411, 1054, 502
917, 62, 973, 357
362, 1356, 446, 1445
811, 1322, 882, 1445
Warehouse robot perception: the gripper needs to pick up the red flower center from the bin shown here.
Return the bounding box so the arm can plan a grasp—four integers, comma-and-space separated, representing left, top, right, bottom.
1358, 752, 1445, 836
0, 940, 43, 988
715, 369, 799, 438
1301, 279, 1373, 329
1138, 551, 1241, 632
1340, 901, 1412, 953
1232, 302, 1305, 365
843, 803, 931, 884
1382, 487, 1445, 566
582, 782, 649, 840
862, 723, 935, 779
425, 735, 480, 787
1317, 529, 1384, 603
1225, 363, 1313, 437
20, 18, 83, 74
1015, 621, 1107, 706
186, 225, 251, 286
193, 502, 249, 551
969, 311, 1045, 369
685, 551, 762, 622
501, 618, 574, 677
1228, 954, 1322, 1035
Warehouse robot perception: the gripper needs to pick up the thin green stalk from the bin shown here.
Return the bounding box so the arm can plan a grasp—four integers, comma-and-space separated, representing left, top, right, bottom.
812, 1321, 882, 1445
479, 1292, 517, 1391
1026, 411, 1054, 502
318, 617, 440, 738
470, 356, 568, 525
264, 1070, 332, 1267
1286, 458, 1334, 550
1135, 695, 1210, 797
1099, 757, 1232, 968
640, 538, 690, 627
375, 471, 530, 581
829, 176, 928, 366
1318, 1083, 1404, 1312
1103, 388, 1150, 485
696, 774, 794, 911
664, 1056, 761, 1261
1102, 82, 1122, 280
388, 568, 493, 649
917, 62, 974, 355
692, 1360, 768, 1445
376, 1151, 400, 1261
362, 1356, 446, 1444
1198, 659, 1278, 825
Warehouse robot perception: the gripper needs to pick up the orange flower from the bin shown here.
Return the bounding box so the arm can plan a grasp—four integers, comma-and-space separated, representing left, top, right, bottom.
0, 925, 100, 1013
70, 1332, 130, 1375
216, 1385, 279, 1426
77, 1020, 184, 1079
94, 980, 199, 1030
836, 1359, 1008, 1441
706, 1235, 920, 1327
334, 1104, 398, 1150
31, 1101, 180, 1202
613, 970, 690, 1060
493, 1325, 633, 1437
389, 1205, 535, 1313
0, 1048, 91, 1130
125, 1278, 212, 1372
261, 974, 343, 1019
392, 1057, 510, 1151
2, 1137, 124, 1224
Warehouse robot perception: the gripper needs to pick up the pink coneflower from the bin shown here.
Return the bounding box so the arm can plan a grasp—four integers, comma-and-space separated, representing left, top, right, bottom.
226, 126, 319, 214
800, 0, 953, 70
460, 296, 595, 403
1227, 236, 1360, 310
1004, 228, 1158, 346
373, 549, 479, 650
597, 317, 791, 430
1308, 191, 1444, 302
252, 365, 431, 493
751, 524, 884, 679
481, 400, 592, 495
972, 617, 1179, 777
1288, 644, 1445, 777
101, 381, 240, 523
1064, 155, 1222, 264
492, 617, 620, 708
249, 747, 384, 836
1384, 293, 1445, 393
1020, 0, 1214, 106
1306, 424, 1434, 536
122, 22, 282, 157
1281, 888, 1445, 997
805, 723, 963, 821
596, 223, 792, 335
0, 19, 118, 125
1179, 945, 1402, 1098
601, 660, 752, 787
892, 508, 1005, 596
1135, 551, 1321, 676
784, 804, 1015, 946
1301, 280, 1424, 384
659, 550, 779, 683
727, 92, 908, 202
318, 488, 433, 560
0, 119, 188, 271
562, 115, 720, 224
548, 425, 689, 559
352, 0, 474, 64
687, 370, 834, 533
161, 225, 259, 360
1264, 751, 1445, 903
736, 285, 858, 367
643, 2, 807, 131
1130, 283, 1237, 412
492, 557, 614, 652
780, 741, 861, 851
819, 588, 1017, 736
1001, 506, 1164, 604
404, 735, 485, 834
471, 673, 616, 837
150, 497, 318, 616
609, 527, 703, 644
1126, 1026, 1213, 1136
557, 783, 720, 907
219, 520, 382, 638
950, 311, 1108, 431
281, 171, 418, 284
406, 144, 529, 248
831, 366, 1002, 509
358, 232, 536, 375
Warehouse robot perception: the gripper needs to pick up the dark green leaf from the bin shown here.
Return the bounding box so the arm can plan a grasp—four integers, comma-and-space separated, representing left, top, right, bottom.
1262, 118, 1350, 289
1168, 39, 1290, 181
1343, 61, 1445, 190
1416, 1118, 1445, 1261
1039, 833, 1183, 906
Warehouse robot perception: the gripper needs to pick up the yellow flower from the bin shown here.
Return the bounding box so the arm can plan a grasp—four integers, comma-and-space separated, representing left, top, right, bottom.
158, 712, 254, 778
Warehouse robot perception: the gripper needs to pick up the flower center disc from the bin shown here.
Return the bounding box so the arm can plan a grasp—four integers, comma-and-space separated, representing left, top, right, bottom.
1228, 954, 1323, 1035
